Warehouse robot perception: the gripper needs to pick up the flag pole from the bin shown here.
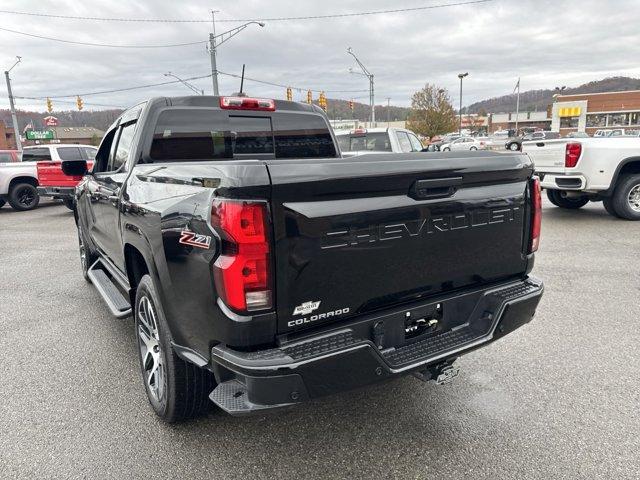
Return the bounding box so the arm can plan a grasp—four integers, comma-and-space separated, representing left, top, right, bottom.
514, 78, 520, 135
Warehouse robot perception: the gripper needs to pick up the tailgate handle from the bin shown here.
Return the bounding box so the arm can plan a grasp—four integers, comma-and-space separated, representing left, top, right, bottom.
536, 142, 545, 147
411, 177, 462, 200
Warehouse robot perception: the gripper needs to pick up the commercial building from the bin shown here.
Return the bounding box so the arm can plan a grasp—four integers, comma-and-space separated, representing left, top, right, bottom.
489, 111, 551, 133
23, 126, 104, 146
551, 90, 640, 135
0, 122, 17, 149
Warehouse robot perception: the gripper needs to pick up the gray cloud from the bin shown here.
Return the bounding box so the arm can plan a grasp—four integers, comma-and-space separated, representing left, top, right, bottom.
1, 0, 639, 112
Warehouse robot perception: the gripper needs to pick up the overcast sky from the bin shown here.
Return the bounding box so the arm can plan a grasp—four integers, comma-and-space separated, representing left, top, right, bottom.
1, 0, 639, 112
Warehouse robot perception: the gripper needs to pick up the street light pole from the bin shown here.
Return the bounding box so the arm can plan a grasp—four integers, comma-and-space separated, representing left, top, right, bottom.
458, 72, 468, 136
4, 56, 22, 151
386, 97, 391, 127
208, 13, 265, 96
347, 47, 375, 127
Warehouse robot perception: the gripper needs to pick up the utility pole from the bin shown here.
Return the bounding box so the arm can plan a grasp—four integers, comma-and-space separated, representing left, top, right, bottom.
386, 97, 391, 127
347, 47, 375, 127
4, 56, 22, 151
458, 72, 469, 135
209, 10, 219, 96
514, 77, 520, 135
208, 13, 265, 96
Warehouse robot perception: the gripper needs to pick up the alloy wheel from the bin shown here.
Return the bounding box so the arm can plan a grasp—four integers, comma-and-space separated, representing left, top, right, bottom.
628, 184, 640, 212
17, 187, 35, 207
137, 296, 166, 404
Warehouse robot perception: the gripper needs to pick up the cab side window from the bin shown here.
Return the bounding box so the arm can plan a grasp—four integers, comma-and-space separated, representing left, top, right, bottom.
108, 122, 136, 172
407, 133, 423, 152
93, 128, 117, 173
395, 131, 413, 152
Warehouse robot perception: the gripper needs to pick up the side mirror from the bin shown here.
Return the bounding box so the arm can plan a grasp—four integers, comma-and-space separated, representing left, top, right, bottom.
61, 160, 88, 177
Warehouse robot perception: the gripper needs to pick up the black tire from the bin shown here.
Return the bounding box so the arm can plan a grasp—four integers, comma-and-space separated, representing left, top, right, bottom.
546, 189, 589, 209
442, 147, 450, 151
134, 275, 215, 422
508, 142, 520, 151
610, 173, 640, 220
62, 197, 75, 210
77, 224, 97, 282
7, 183, 40, 211
470, 146, 478, 151
602, 197, 621, 218
0, 199, 5, 208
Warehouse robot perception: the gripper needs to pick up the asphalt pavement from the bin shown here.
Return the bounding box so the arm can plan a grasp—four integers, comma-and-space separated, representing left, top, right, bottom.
1, 198, 639, 479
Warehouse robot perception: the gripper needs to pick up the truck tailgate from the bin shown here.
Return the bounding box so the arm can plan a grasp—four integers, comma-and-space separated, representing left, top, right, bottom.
267, 152, 533, 333
522, 139, 568, 172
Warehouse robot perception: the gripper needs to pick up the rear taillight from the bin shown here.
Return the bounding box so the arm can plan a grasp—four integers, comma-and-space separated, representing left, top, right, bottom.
219, 96, 275, 111
565, 142, 582, 168
529, 177, 542, 253
211, 199, 272, 312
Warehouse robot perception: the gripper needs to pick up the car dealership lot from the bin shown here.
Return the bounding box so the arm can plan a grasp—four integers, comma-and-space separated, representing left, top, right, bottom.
1, 200, 639, 479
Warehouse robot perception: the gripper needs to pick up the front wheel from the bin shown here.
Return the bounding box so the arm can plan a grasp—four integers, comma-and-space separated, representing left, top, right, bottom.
546, 189, 589, 209
62, 198, 75, 210
135, 275, 215, 422
509, 142, 520, 151
8, 183, 39, 211
470, 146, 478, 151
611, 173, 640, 220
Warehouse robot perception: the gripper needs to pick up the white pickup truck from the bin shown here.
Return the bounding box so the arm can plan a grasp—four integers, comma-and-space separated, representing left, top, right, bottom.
522, 137, 640, 220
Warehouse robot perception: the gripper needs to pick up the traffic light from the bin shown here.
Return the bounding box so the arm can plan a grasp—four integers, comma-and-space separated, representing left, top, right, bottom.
286, 87, 292, 101
349, 99, 354, 112
306, 90, 312, 104
46, 97, 53, 113
319, 91, 327, 111
76, 96, 84, 111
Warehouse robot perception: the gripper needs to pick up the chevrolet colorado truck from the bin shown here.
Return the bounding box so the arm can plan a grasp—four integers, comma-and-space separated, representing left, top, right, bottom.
522, 137, 640, 219
63, 95, 544, 422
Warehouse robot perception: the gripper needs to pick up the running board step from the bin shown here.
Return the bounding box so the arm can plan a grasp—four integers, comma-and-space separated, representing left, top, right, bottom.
87, 267, 132, 318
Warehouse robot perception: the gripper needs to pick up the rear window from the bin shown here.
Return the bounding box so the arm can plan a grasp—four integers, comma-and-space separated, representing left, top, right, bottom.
57, 147, 83, 160
22, 148, 51, 162
336, 132, 392, 152
150, 109, 336, 161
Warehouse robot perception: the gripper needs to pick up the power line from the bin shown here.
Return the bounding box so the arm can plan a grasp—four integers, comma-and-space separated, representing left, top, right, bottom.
0, 1, 492, 24
13, 96, 126, 108
217, 70, 368, 93
0, 26, 207, 48
16, 75, 213, 99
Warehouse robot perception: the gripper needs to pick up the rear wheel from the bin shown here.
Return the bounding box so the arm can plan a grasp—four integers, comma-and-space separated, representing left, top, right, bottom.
611, 173, 640, 220
442, 147, 450, 151
135, 275, 215, 422
508, 142, 520, 151
470, 146, 478, 151
546, 189, 589, 209
62, 197, 75, 210
8, 183, 39, 211
602, 197, 620, 218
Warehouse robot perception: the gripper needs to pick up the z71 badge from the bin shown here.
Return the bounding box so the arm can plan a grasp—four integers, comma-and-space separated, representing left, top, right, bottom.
179, 230, 212, 249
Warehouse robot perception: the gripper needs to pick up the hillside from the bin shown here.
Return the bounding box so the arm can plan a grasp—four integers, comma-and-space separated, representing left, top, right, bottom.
466, 76, 640, 114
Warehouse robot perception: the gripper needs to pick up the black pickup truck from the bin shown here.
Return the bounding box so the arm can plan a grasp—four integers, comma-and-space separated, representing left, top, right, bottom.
63, 95, 543, 422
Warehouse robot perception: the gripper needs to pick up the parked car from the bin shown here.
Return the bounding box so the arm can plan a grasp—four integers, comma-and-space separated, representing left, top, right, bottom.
335, 127, 424, 156
594, 129, 640, 137
0, 150, 21, 163
0, 144, 97, 211
427, 133, 462, 151
505, 131, 560, 151
440, 136, 487, 151
522, 136, 640, 219
64, 95, 543, 422
565, 132, 590, 138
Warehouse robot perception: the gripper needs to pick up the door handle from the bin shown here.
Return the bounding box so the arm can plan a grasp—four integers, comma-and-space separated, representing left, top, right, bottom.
410, 177, 463, 200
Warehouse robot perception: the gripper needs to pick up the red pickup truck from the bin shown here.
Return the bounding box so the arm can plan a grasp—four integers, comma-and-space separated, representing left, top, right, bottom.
30, 145, 97, 209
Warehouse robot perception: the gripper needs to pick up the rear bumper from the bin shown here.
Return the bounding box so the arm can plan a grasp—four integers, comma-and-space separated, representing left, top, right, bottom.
209, 277, 543, 415
538, 173, 586, 190
37, 186, 75, 198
